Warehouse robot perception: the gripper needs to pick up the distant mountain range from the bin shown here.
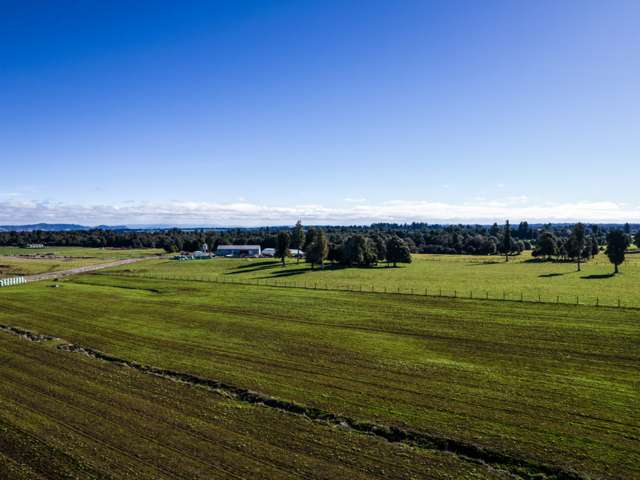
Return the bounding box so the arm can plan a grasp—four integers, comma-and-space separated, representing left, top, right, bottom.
0, 222, 636, 232
0, 223, 129, 232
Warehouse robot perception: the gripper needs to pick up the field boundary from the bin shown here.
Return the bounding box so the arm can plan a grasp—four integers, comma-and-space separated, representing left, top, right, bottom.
92, 271, 639, 311
0, 323, 585, 480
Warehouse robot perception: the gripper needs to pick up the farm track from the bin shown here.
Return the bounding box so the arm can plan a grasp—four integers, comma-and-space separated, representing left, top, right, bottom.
21, 257, 153, 283
0, 324, 586, 480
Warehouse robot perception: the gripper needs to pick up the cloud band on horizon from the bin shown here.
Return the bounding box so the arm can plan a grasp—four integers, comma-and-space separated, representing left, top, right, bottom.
1, 198, 639, 226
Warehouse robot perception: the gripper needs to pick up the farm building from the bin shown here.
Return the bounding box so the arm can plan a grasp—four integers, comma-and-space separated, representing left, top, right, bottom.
216, 245, 261, 258
261, 248, 304, 258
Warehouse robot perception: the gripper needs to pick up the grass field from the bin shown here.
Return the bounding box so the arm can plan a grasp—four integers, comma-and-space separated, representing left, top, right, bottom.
108, 250, 640, 307
0, 272, 638, 479
0, 247, 164, 278
0, 334, 511, 480
0, 246, 164, 259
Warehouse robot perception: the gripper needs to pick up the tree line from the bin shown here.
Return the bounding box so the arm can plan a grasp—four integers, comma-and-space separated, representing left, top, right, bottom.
0, 221, 636, 273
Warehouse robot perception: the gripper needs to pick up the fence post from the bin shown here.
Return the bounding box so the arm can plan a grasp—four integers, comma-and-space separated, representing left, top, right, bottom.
503, 291, 506, 300
556, 296, 560, 304
439, 288, 442, 297
454, 290, 457, 298
576, 296, 579, 305
596, 297, 599, 307
618, 298, 621, 308
520, 292, 523, 302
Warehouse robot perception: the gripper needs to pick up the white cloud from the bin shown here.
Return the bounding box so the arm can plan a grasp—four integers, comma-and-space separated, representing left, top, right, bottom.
0, 198, 639, 226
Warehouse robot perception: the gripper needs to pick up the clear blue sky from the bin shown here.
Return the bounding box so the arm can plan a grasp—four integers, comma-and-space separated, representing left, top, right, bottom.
2, 0, 639, 225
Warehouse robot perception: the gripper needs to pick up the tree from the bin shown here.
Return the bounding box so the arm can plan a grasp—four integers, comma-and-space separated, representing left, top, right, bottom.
291, 220, 305, 263
517, 221, 530, 239
635, 230, 640, 249
606, 230, 629, 274
590, 236, 599, 257
306, 229, 328, 269
275, 231, 290, 266
342, 235, 378, 267
303, 228, 317, 251
624, 222, 631, 234
372, 235, 387, 263
533, 231, 557, 260
385, 236, 412, 267
570, 223, 586, 271
502, 220, 511, 262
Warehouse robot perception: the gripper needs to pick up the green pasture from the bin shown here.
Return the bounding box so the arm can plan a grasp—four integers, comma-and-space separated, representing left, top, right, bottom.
0, 257, 109, 278
0, 334, 495, 480
0, 246, 164, 259
108, 250, 640, 307
0, 274, 638, 479
0, 246, 164, 278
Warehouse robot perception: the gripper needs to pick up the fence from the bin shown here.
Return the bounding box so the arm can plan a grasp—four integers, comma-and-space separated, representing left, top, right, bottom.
92, 271, 636, 310
0, 277, 26, 288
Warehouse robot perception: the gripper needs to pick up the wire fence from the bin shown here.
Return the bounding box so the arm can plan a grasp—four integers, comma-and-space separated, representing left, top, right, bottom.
92, 271, 637, 310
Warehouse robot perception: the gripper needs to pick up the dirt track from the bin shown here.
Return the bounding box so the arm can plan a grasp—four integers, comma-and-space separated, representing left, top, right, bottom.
23, 257, 150, 282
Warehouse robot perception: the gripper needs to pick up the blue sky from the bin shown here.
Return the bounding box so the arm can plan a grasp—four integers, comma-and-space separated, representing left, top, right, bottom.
1, 0, 639, 225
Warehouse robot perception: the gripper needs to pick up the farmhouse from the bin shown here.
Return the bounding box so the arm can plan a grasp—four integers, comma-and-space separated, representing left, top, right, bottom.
216, 245, 261, 257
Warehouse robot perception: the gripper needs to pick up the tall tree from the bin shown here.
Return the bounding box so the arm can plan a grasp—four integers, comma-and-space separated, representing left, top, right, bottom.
571, 223, 586, 271
517, 221, 530, 239
590, 236, 599, 257
533, 231, 557, 260
275, 231, 290, 266
606, 230, 629, 274
635, 230, 640, 249
385, 236, 412, 267
291, 220, 305, 263
306, 229, 328, 269
342, 235, 378, 267
502, 220, 511, 262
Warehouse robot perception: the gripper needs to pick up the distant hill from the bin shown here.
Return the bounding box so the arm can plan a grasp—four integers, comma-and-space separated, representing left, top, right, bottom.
0, 223, 129, 232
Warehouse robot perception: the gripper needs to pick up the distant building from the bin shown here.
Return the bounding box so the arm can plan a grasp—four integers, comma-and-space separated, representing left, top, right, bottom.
216, 245, 261, 258
261, 247, 303, 258
24, 243, 45, 249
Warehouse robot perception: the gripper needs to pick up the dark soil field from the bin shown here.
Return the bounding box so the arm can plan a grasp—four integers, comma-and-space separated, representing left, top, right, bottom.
0, 272, 638, 479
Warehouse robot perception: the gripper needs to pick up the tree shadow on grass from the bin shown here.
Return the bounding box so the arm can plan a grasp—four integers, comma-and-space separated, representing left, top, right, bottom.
226, 263, 283, 275
264, 269, 316, 279
233, 260, 281, 269
466, 261, 502, 266
581, 273, 615, 280
538, 272, 570, 278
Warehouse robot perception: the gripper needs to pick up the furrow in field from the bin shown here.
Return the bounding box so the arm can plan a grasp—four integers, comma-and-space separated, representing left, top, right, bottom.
0, 324, 585, 480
